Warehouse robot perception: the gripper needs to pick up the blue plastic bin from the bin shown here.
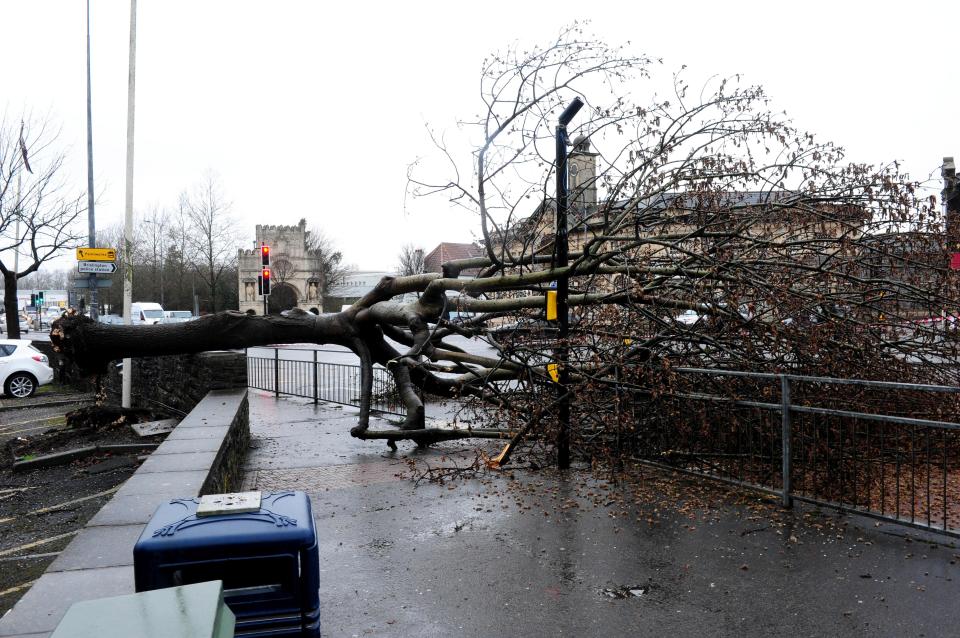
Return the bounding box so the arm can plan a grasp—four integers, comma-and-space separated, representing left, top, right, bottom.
134, 491, 320, 637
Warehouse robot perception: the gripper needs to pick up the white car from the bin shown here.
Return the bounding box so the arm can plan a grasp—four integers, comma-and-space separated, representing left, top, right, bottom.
674, 309, 701, 325
0, 339, 54, 398
0, 315, 30, 335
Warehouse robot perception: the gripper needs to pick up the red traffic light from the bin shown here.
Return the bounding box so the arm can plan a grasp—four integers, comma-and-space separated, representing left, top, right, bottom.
261, 244, 270, 266
261, 267, 271, 295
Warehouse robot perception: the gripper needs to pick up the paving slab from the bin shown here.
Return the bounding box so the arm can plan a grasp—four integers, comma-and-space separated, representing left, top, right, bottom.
164, 425, 230, 441
130, 418, 178, 437
136, 451, 219, 474
47, 525, 141, 572
152, 437, 225, 455
0, 566, 133, 637
86, 492, 177, 527
114, 470, 209, 497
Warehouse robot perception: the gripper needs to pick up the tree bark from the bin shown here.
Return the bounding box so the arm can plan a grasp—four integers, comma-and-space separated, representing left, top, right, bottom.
51, 309, 358, 374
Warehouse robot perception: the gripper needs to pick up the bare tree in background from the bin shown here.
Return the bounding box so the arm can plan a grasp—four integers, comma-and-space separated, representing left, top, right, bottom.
182, 172, 238, 313
305, 225, 346, 295
136, 205, 169, 306
270, 256, 297, 289
164, 199, 197, 312
17, 268, 69, 291
0, 114, 84, 337
396, 244, 425, 276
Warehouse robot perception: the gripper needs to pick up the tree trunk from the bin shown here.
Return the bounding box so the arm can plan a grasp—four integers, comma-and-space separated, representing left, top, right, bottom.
3, 272, 21, 339
51, 310, 357, 374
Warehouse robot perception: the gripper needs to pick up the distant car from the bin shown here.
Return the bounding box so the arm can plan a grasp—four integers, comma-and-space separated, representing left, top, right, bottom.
674, 309, 701, 325
446, 311, 477, 324
162, 310, 195, 324
0, 339, 54, 398
0, 315, 30, 335
98, 314, 124, 325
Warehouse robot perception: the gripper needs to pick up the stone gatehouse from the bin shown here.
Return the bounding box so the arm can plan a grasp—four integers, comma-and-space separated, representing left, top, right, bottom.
237, 219, 323, 315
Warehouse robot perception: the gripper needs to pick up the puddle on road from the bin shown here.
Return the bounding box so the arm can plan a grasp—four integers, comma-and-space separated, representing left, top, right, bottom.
598, 584, 648, 599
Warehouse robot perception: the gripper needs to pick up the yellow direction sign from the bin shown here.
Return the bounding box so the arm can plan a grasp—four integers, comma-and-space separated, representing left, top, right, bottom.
76, 247, 116, 262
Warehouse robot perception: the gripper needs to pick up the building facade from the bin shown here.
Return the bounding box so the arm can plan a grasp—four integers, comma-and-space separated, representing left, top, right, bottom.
237, 219, 324, 315
322, 271, 395, 313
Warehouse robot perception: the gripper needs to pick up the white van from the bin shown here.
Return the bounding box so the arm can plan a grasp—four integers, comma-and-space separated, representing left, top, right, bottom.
131, 302, 165, 325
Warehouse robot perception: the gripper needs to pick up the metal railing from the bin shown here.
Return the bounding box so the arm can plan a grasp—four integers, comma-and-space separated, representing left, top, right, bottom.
633, 367, 960, 538
246, 348, 407, 416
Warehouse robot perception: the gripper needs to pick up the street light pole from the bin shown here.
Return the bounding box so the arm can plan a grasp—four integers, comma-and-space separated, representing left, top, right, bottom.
85, 0, 98, 320
121, 0, 137, 408
555, 96, 583, 471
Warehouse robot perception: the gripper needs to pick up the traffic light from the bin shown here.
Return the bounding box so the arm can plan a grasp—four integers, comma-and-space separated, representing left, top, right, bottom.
545, 290, 558, 321
261, 267, 271, 295
261, 244, 270, 266
30, 293, 36, 306
37, 291, 44, 306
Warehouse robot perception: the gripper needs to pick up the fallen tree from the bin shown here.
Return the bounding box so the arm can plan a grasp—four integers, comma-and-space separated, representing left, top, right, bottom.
51, 27, 960, 464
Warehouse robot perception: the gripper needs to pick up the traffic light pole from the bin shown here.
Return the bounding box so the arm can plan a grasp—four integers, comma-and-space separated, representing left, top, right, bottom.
554, 97, 583, 471
261, 243, 271, 316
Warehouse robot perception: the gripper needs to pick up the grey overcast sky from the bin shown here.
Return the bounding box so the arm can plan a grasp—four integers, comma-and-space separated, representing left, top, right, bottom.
3, 0, 959, 271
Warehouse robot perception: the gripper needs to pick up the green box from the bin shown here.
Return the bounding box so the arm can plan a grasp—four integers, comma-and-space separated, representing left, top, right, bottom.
51, 580, 234, 638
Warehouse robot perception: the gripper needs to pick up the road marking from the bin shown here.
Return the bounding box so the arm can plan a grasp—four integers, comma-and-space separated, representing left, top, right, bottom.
0, 415, 67, 430
0, 487, 35, 495
0, 580, 37, 597
0, 530, 79, 557
27, 486, 120, 517
0, 423, 66, 437
0, 552, 59, 562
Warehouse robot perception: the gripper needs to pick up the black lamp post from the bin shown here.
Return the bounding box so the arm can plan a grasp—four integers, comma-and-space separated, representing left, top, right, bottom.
555, 97, 583, 470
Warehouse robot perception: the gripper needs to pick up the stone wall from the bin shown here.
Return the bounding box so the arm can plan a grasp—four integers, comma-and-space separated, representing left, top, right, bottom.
201, 392, 250, 495
104, 350, 247, 415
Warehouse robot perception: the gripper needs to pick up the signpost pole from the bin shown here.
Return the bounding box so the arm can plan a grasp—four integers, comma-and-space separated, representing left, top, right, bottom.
86, 0, 98, 321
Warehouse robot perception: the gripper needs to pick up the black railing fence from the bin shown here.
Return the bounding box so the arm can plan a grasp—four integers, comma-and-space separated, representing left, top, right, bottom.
246, 348, 406, 416
631, 368, 960, 538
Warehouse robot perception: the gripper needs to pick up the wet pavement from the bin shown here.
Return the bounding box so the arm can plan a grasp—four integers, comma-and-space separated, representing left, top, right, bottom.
242, 391, 960, 637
